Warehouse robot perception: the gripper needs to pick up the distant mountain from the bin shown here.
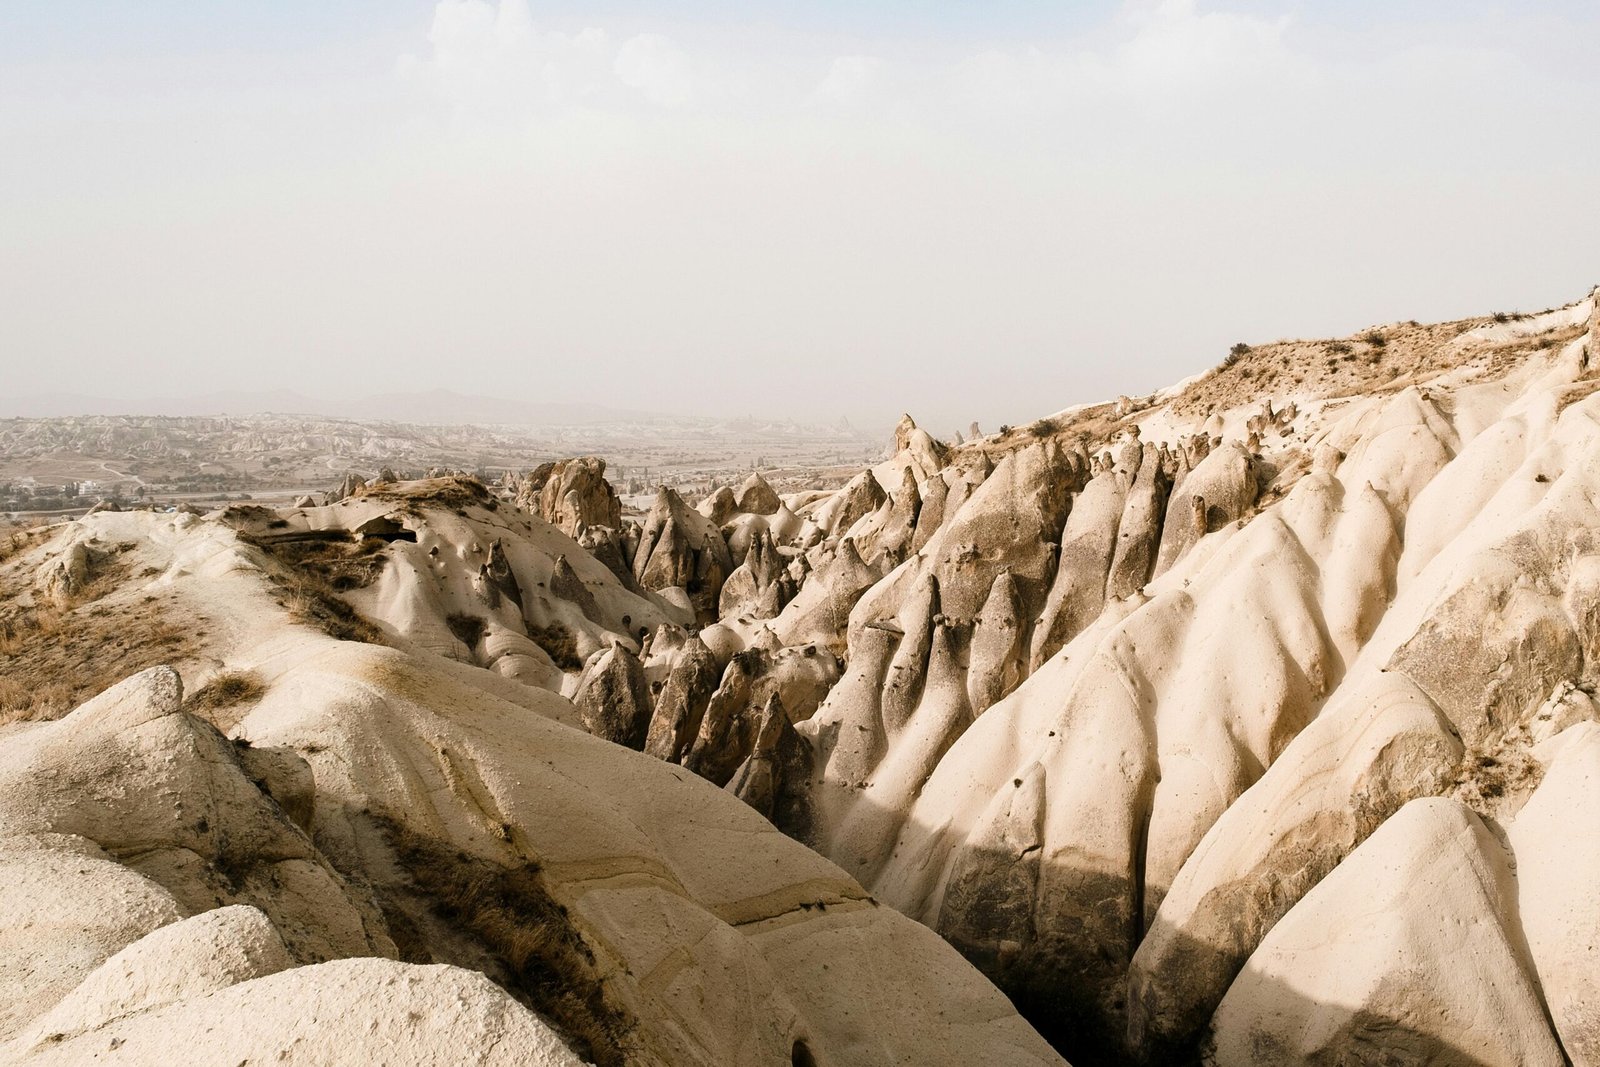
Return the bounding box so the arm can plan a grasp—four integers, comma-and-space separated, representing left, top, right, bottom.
0, 389, 650, 427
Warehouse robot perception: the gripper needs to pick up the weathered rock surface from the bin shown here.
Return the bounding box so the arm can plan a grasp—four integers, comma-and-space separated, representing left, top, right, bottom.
1507, 721, 1600, 1065
816, 469, 887, 537
718, 526, 793, 621
0, 643, 1059, 1067
517, 456, 623, 535
728, 693, 814, 834
643, 635, 722, 763
34, 539, 90, 607
1207, 798, 1564, 1067
13, 290, 1600, 1067
736, 472, 782, 515
572, 643, 654, 749
775, 291, 1600, 1063
10, 959, 588, 1067
633, 486, 735, 626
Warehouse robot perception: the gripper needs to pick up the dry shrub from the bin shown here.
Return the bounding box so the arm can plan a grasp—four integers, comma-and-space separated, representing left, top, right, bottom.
526, 620, 581, 671
0, 522, 48, 565
369, 815, 633, 1067
184, 669, 265, 713
446, 613, 487, 649
231, 526, 387, 644
278, 569, 386, 644
237, 528, 387, 592
355, 476, 495, 512
0, 600, 197, 726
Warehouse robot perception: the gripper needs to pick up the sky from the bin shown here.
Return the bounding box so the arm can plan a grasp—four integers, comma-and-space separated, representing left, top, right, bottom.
3, 1, 1598, 433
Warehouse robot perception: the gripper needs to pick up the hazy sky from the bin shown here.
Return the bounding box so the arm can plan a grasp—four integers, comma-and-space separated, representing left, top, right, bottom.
3, 1, 1598, 432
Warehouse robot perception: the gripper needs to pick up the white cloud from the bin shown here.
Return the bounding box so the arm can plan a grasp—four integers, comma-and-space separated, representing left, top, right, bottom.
937, 0, 1300, 120
948, 49, 1046, 113
804, 2, 1301, 126
808, 56, 890, 108
1092, 0, 1297, 96
398, 0, 693, 116
614, 34, 693, 108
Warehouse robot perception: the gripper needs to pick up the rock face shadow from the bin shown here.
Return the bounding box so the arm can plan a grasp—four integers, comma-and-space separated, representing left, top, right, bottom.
831, 793, 1511, 1067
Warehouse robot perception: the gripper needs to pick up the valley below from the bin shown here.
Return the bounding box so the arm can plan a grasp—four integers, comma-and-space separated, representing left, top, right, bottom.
5, 289, 1600, 1065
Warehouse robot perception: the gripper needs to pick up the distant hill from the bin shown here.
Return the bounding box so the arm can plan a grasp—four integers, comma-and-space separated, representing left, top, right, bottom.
0, 389, 650, 427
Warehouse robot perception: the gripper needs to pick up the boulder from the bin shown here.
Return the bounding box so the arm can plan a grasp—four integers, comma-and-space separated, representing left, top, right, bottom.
736, 472, 782, 515
633, 487, 735, 626
644, 636, 722, 764
728, 693, 814, 834
572, 644, 654, 750
9, 959, 587, 1067
516, 457, 622, 536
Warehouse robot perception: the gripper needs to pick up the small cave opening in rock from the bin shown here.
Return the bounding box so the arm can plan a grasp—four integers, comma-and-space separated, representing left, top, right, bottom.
354, 515, 419, 543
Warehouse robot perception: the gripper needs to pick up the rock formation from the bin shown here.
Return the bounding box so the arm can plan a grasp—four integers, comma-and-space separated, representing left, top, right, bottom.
727, 692, 814, 833
0, 645, 1054, 1066
717, 526, 793, 621
643, 635, 722, 764
34, 539, 90, 607
572, 644, 654, 749
632, 486, 735, 626
817, 469, 887, 537
11, 288, 1600, 1066
735, 472, 782, 515
517, 456, 623, 536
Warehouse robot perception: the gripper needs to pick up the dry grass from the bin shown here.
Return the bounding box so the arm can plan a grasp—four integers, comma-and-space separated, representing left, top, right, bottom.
276, 569, 386, 644
0, 676, 76, 724
369, 815, 634, 1067
183, 669, 266, 714
1473, 321, 1590, 379
0, 592, 200, 725
525, 619, 581, 671
446, 612, 487, 649
0, 521, 50, 565
354, 475, 497, 514
955, 307, 1588, 499
230, 526, 387, 644
977, 398, 1123, 463
0, 539, 202, 725
1164, 316, 1493, 421
236, 528, 388, 592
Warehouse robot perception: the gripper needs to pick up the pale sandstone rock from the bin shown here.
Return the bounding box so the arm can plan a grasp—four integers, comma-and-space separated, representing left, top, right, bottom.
0, 668, 393, 970
736, 472, 782, 515
12, 905, 292, 1052
517, 456, 622, 535
0, 834, 184, 1042
643, 635, 721, 764
10, 959, 587, 1067
1507, 721, 1600, 1065
633, 486, 735, 625
572, 643, 654, 749
1207, 798, 1564, 1067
